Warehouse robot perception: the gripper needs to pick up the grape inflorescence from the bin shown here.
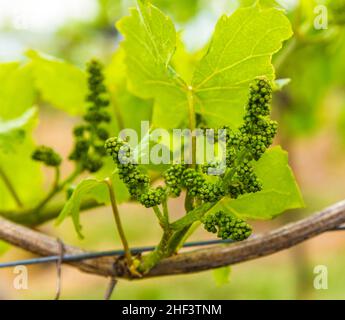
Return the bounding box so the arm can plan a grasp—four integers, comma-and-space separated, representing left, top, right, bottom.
31, 146, 62, 167
69, 59, 111, 173
105, 78, 276, 241
203, 211, 252, 241
105, 137, 165, 207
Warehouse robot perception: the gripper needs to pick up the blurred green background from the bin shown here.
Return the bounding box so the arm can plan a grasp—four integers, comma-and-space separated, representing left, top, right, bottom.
1, 0, 345, 299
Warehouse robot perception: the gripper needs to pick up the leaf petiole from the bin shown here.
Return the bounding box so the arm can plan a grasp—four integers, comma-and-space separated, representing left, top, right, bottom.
0, 165, 23, 208
34, 166, 81, 213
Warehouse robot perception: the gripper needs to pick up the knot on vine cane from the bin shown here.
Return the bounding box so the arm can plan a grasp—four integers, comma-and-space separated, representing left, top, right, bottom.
112, 253, 142, 279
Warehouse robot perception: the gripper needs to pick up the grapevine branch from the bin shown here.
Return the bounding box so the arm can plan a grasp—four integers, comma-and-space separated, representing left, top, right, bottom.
0, 200, 344, 279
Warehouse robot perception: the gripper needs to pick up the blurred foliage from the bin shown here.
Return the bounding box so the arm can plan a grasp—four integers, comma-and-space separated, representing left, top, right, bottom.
274, 0, 345, 138
213, 266, 232, 287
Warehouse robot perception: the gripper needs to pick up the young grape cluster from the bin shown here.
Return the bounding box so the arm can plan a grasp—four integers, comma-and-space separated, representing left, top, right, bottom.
240, 78, 277, 160
224, 78, 277, 198
105, 137, 165, 208
139, 187, 166, 208
105, 78, 276, 240
163, 164, 186, 197
202, 211, 252, 241
31, 146, 62, 167
180, 168, 225, 202
227, 160, 262, 199
69, 59, 111, 173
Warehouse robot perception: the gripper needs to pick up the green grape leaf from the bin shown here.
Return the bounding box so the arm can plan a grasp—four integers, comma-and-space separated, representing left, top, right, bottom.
0, 109, 43, 210
171, 34, 206, 85
56, 172, 129, 238
116, 0, 188, 129
212, 266, 231, 287
105, 48, 152, 135
56, 178, 109, 238
192, 5, 292, 127
27, 50, 87, 115
0, 62, 36, 120
215, 146, 304, 220
0, 108, 37, 153
117, 2, 292, 129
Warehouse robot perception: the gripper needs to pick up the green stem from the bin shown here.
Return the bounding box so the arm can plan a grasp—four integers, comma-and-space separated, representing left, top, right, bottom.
138, 229, 173, 274
34, 167, 81, 213
0, 165, 23, 208
166, 222, 201, 256
162, 198, 169, 224
153, 206, 165, 228
184, 192, 194, 212
52, 166, 60, 190
104, 178, 132, 267
0, 198, 100, 226
166, 227, 189, 256
174, 199, 213, 224
139, 203, 216, 273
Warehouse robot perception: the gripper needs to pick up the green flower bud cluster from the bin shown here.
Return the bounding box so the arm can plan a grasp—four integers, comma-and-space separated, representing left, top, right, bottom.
197, 180, 226, 202
202, 211, 252, 241
240, 78, 277, 161
32, 146, 62, 167
85, 60, 110, 116
181, 168, 225, 203
163, 164, 186, 197
140, 187, 166, 208
222, 78, 276, 198
69, 59, 111, 173
228, 161, 262, 199
201, 162, 222, 176
105, 137, 165, 207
